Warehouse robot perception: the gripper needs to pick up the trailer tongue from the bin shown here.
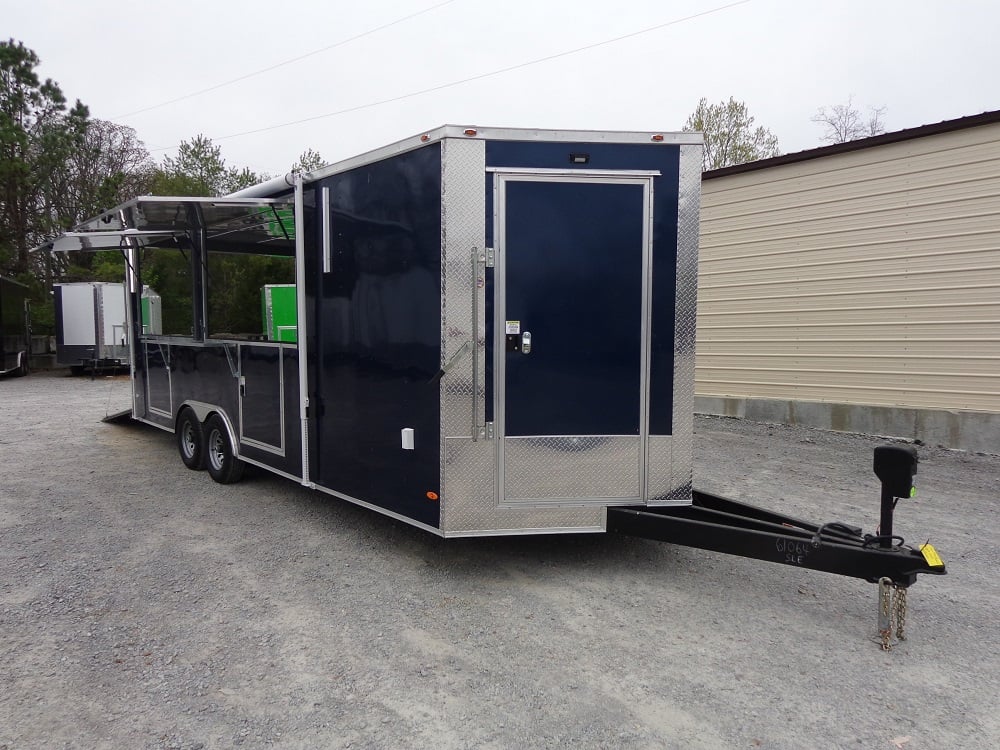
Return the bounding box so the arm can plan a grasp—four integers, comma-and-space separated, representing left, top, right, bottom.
609, 444, 945, 649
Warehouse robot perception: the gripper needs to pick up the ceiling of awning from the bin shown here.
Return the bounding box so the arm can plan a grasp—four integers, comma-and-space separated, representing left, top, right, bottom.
35, 196, 295, 255
46, 229, 181, 253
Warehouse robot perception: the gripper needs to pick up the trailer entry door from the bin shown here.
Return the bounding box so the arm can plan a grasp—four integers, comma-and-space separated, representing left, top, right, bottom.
495, 174, 653, 506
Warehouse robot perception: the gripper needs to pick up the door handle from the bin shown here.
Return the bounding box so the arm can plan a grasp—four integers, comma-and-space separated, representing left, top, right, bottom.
521, 331, 532, 354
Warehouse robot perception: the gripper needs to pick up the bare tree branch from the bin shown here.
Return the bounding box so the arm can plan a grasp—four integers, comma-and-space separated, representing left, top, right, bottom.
812, 96, 887, 144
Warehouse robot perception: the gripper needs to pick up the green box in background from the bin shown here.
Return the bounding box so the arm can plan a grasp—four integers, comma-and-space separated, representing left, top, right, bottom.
262, 284, 297, 342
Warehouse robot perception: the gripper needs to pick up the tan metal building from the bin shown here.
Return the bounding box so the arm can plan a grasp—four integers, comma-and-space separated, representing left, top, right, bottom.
696, 110, 1000, 452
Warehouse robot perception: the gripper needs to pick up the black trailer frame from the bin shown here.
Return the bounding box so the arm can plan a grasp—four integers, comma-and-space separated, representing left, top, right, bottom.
0, 275, 30, 377
611, 489, 942, 588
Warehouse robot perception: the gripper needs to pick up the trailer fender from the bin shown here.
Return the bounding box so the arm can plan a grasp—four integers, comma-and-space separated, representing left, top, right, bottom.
177, 400, 220, 425
177, 400, 240, 456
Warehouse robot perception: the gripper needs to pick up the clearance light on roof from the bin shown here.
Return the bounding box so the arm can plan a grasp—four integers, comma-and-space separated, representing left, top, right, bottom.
464, 128, 477, 136
651, 134, 665, 142
420, 134, 430, 142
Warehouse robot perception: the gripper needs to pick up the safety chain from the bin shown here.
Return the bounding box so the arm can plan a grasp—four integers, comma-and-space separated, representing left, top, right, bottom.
877, 577, 909, 650
894, 585, 908, 642
878, 578, 893, 650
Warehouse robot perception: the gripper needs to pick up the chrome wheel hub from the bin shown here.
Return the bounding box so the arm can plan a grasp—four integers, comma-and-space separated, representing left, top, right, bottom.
209, 430, 225, 471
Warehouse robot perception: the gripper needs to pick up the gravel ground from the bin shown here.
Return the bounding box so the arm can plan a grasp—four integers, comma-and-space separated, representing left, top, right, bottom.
1, 371, 997, 750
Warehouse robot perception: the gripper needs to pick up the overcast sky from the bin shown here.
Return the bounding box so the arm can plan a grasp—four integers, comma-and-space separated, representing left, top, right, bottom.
8, 0, 999, 179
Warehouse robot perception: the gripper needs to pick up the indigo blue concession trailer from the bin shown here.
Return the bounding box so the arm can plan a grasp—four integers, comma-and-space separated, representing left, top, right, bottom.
39, 126, 944, 646
46, 126, 703, 532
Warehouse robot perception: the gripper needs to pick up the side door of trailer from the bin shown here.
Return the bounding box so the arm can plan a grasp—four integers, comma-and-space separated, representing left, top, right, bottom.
239, 343, 287, 456
494, 173, 653, 506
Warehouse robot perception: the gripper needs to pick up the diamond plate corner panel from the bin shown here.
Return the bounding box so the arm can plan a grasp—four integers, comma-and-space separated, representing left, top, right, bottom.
441, 437, 494, 533
503, 436, 640, 501
443, 438, 606, 533
440, 138, 486, 441
669, 143, 702, 497
646, 435, 690, 503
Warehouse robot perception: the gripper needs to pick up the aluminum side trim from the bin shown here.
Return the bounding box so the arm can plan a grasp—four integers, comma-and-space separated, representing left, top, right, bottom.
136, 417, 171, 433
321, 186, 331, 274
442, 526, 605, 538
497, 499, 640, 508
311, 484, 445, 537
303, 128, 698, 186
239, 437, 285, 457
236, 454, 302, 483
138, 336, 295, 349
486, 167, 662, 177
293, 172, 310, 486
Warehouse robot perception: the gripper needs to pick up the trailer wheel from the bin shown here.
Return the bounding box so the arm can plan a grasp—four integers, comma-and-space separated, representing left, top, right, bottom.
176, 408, 205, 470
204, 414, 245, 484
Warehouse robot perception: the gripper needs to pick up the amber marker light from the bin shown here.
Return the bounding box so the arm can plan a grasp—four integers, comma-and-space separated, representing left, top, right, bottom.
426, 491, 440, 501
651, 134, 665, 142
464, 128, 477, 136
420, 134, 430, 142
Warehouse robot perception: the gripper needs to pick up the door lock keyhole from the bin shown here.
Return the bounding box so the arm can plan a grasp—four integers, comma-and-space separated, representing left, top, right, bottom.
505, 331, 531, 354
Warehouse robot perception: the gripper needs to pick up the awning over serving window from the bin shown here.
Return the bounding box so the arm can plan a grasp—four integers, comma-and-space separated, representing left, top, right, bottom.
34, 196, 295, 255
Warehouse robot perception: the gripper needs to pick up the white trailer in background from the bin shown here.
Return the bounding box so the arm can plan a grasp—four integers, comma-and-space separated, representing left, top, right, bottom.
55, 282, 160, 374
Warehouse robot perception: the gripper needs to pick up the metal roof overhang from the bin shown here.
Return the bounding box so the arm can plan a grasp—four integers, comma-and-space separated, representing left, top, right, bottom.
33, 196, 296, 256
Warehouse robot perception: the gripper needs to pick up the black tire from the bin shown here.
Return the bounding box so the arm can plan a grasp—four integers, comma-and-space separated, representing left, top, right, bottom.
204, 414, 245, 484
176, 408, 205, 470
70, 365, 84, 376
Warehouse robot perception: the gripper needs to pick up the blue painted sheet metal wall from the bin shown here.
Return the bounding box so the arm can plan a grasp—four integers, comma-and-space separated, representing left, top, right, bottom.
485, 141, 682, 435
308, 144, 442, 528
139, 342, 303, 478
